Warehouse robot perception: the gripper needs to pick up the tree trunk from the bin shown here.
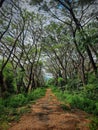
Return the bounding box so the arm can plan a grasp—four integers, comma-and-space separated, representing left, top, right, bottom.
0, 71, 7, 97
80, 57, 86, 85
73, 32, 86, 85
0, 0, 5, 7
31, 77, 36, 89
85, 45, 97, 76
25, 65, 33, 93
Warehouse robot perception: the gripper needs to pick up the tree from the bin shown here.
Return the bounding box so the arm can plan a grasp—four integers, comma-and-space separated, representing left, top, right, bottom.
0, 1, 46, 95
32, 0, 98, 78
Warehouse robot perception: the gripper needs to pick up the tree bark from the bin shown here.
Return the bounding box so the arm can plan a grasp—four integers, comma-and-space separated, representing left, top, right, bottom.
73, 32, 86, 85
0, 71, 7, 97
85, 45, 97, 76
0, 0, 5, 7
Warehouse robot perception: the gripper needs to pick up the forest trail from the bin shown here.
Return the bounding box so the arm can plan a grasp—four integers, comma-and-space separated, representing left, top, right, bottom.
9, 89, 90, 130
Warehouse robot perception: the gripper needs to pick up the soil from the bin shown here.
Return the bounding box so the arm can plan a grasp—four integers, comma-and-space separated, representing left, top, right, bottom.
8, 89, 90, 130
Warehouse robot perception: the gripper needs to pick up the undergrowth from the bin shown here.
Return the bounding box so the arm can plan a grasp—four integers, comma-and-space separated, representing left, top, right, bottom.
51, 85, 98, 130
0, 87, 46, 130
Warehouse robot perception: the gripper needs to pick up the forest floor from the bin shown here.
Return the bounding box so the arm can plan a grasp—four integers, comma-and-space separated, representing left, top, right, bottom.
9, 89, 90, 130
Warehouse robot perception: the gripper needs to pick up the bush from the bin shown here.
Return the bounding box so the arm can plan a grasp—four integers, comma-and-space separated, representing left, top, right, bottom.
67, 78, 82, 90
65, 93, 97, 115
0, 87, 46, 129
89, 117, 98, 130
3, 87, 46, 108
47, 78, 55, 86
83, 84, 98, 100
87, 73, 97, 84
6, 94, 27, 108
27, 88, 46, 101
3, 63, 15, 94
52, 86, 98, 115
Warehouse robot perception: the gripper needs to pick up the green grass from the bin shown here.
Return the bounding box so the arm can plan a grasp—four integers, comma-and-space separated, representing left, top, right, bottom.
89, 117, 98, 130
51, 86, 98, 115
50, 85, 98, 130
0, 87, 46, 130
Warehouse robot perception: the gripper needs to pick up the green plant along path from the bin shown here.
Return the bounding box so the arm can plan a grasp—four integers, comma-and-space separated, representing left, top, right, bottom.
0, 88, 46, 130
8, 89, 91, 130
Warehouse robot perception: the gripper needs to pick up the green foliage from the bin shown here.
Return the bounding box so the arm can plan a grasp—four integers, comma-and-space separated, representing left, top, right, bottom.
79, 74, 98, 101
0, 62, 25, 95
3, 88, 46, 108
27, 88, 46, 101
83, 83, 98, 101
51, 86, 98, 115
3, 63, 15, 94
5, 36, 14, 43
57, 77, 64, 83
65, 94, 97, 114
0, 87, 46, 129
47, 78, 55, 86
16, 68, 25, 92
0, 121, 9, 130
67, 78, 82, 90
88, 73, 97, 84
57, 77, 65, 87
5, 94, 27, 108
61, 104, 71, 111
89, 117, 98, 130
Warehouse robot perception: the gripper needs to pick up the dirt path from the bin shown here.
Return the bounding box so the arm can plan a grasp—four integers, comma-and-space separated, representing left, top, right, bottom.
9, 89, 90, 130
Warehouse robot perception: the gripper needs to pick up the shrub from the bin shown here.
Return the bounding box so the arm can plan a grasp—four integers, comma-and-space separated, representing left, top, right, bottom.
3, 63, 15, 94
67, 78, 82, 90
89, 117, 98, 130
52, 86, 98, 115
47, 78, 55, 86
0, 87, 46, 128
27, 88, 46, 101
84, 84, 98, 100
5, 94, 27, 108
